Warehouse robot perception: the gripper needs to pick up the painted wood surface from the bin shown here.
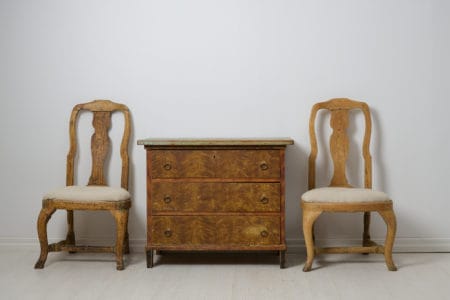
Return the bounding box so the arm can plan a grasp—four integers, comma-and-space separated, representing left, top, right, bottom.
143, 139, 292, 268
302, 98, 397, 272
152, 182, 280, 212
152, 216, 280, 246
151, 149, 281, 178
35, 100, 132, 271
138, 138, 294, 146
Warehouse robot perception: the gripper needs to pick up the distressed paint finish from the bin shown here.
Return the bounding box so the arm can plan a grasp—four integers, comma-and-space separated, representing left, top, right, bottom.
35, 100, 132, 271
152, 182, 280, 212
301, 98, 397, 272
142, 139, 293, 268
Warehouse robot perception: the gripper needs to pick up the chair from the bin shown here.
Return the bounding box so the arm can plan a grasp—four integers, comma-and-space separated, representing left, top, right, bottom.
301, 98, 397, 271
34, 100, 131, 270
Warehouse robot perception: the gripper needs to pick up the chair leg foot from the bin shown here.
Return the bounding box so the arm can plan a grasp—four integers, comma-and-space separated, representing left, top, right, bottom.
302, 209, 322, 272
35, 207, 56, 269
379, 209, 398, 271
111, 209, 128, 271
387, 264, 397, 271
34, 260, 46, 269
385, 252, 397, 271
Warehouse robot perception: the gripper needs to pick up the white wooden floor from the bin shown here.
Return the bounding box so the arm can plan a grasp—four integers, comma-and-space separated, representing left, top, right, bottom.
1, 248, 450, 300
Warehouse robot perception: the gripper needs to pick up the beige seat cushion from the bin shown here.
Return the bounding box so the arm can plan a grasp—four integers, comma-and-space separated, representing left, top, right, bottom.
44, 186, 130, 202
301, 187, 390, 203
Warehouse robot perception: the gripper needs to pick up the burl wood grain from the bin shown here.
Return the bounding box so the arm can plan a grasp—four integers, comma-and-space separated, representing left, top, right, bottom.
143, 140, 293, 268
151, 150, 280, 178
215, 150, 280, 178
302, 98, 397, 272
151, 182, 280, 212
152, 216, 280, 246
152, 150, 215, 178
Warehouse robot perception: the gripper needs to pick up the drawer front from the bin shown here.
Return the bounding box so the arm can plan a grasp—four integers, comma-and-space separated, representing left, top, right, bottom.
215, 150, 280, 178
151, 150, 215, 178
152, 216, 280, 246
151, 149, 280, 178
152, 182, 280, 212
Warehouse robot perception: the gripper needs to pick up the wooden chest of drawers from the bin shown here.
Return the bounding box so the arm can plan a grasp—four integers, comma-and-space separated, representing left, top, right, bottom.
137, 138, 293, 268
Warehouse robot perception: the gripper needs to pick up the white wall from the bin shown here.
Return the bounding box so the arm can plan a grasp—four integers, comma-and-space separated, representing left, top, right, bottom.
1, 0, 449, 251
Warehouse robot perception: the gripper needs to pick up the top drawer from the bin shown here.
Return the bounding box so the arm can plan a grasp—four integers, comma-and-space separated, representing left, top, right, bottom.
151, 149, 281, 178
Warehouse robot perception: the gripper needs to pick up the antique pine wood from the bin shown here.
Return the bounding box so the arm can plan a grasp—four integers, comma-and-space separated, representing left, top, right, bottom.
35, 100, 132, 270
138, 138, 293, 268
301, 98, 397, 272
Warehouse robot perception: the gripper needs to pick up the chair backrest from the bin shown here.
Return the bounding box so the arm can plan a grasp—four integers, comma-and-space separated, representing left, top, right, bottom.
66, 100, 131, 190
308, 98, 372, 190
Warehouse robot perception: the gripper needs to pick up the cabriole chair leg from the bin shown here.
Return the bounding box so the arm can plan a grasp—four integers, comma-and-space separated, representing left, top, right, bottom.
35, 207, 56, 269
379, 209, 397, 271
302, 209, 322, 272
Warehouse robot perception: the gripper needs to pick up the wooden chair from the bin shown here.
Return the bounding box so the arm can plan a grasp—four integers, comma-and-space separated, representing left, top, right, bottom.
34, 100, 132, 270
301, 98, 397, 271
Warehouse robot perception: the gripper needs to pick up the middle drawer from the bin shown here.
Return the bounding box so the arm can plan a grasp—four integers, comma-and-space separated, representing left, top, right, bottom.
151, 182, 280, 213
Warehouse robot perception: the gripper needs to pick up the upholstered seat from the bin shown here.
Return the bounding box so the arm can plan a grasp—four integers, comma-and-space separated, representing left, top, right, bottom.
44, 186, 130, 202
302, 187, 390, 203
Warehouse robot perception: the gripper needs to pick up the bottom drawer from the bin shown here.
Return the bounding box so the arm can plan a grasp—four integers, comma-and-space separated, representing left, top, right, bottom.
151, 216, 280, 246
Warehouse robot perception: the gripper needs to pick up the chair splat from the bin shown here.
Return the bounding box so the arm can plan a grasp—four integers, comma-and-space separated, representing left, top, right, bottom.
329, 109, 351, 187
89, 111, 112, 186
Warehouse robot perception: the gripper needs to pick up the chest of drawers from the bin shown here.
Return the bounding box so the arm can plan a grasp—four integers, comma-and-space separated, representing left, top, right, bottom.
137, 138, 293, 268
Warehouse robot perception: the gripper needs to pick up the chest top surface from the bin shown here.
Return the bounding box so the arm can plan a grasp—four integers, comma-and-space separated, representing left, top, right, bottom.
137, 138, 294, 147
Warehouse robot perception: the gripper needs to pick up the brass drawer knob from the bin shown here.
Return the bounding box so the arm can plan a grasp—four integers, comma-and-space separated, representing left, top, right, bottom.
163, 196, 172, 203
260, 197, 269, 204
260, 230, 269, 238
164, 229, 172, 237
260, 162, 269, 170
163, 163, 172, 170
